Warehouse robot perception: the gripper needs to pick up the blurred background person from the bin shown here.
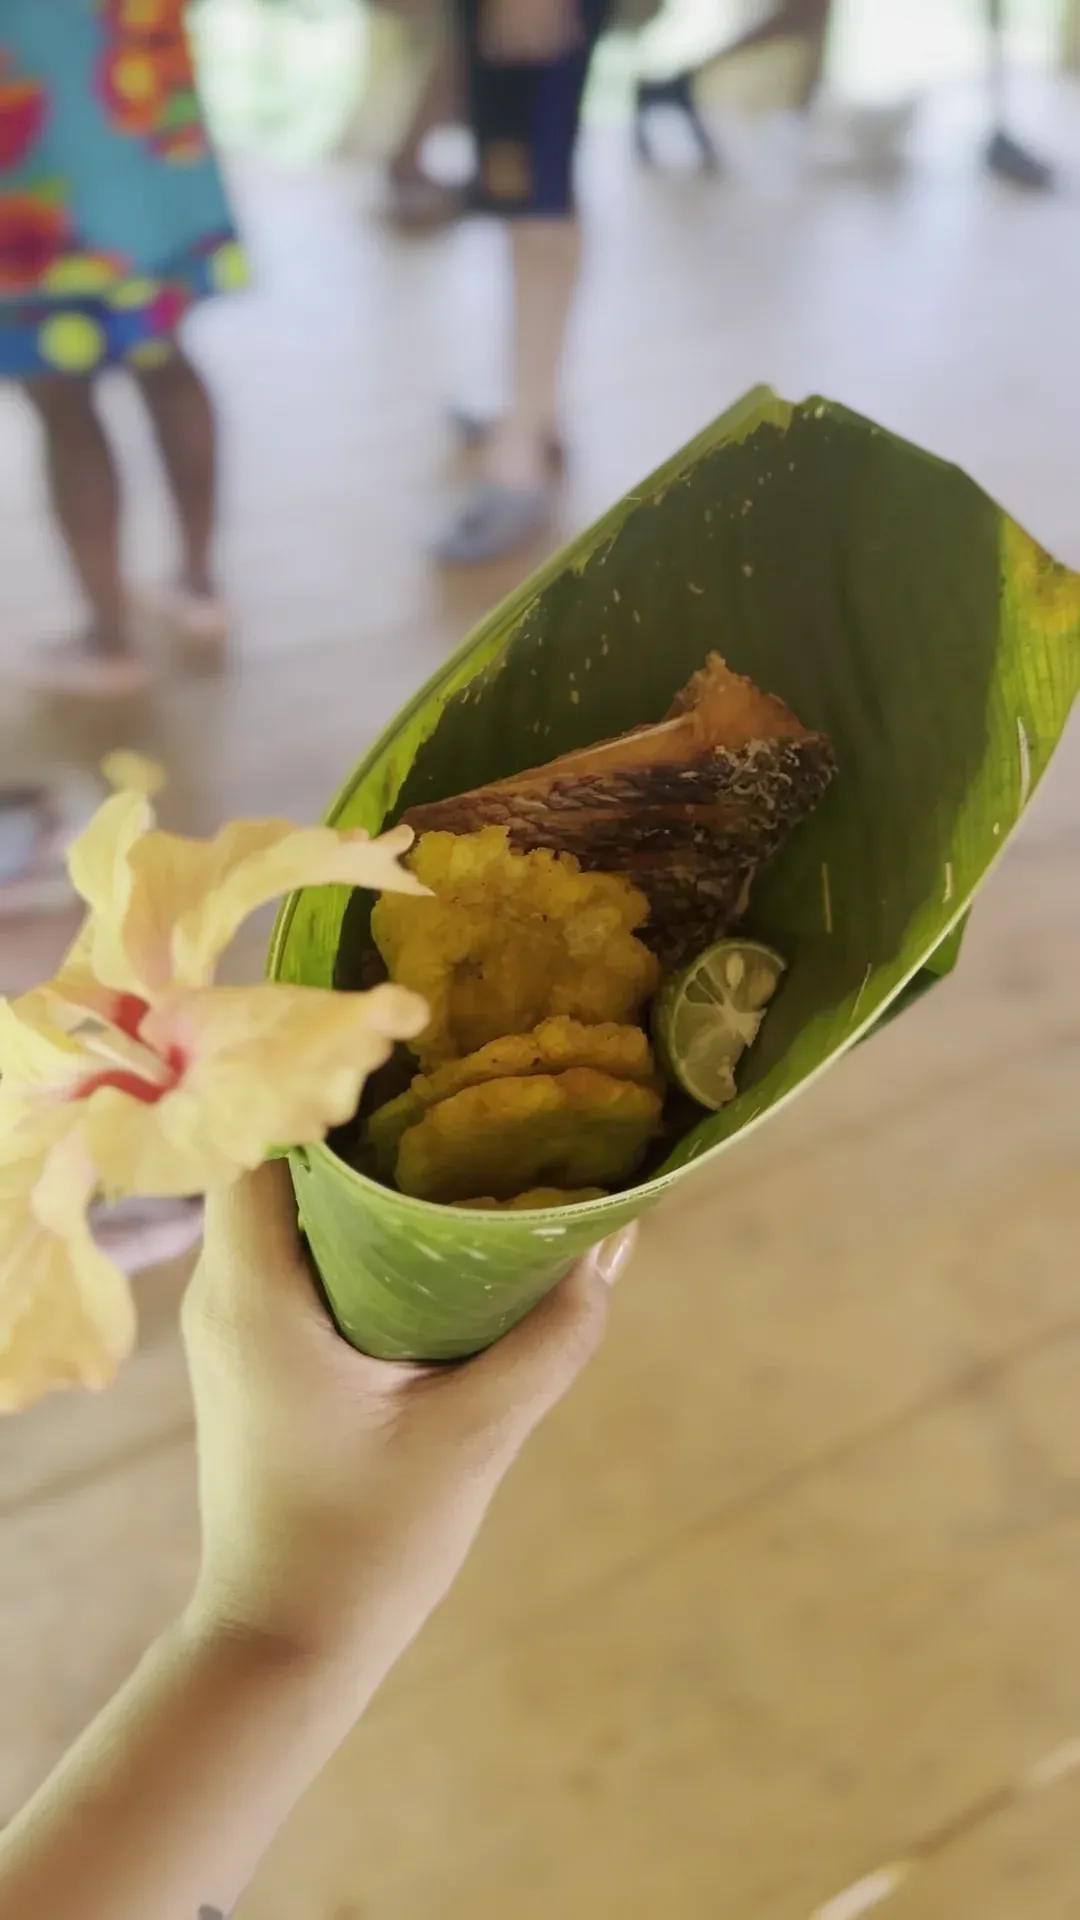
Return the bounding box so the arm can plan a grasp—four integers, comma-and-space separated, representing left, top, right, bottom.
433, 0, 613, 563
0, 0, 246, 708
377, 0, 466, 226
634, 0, 1056, 188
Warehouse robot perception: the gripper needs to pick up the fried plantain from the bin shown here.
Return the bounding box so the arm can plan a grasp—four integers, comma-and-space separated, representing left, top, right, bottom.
395, 1068, 662, 1204
366, 1016, 657, 1173
371, 828, 660, 1068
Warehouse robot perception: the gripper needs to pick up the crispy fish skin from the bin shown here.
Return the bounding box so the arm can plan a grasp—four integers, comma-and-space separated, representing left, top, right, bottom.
395, 1068, 663, 1204
455, 1189, 608, 1210
403, 654, 836, 966
367, 1017, 657, 1174
371, 828, 660, 1068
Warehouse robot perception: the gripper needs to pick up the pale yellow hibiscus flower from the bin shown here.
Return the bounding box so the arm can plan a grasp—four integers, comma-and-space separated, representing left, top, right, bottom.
0, 756, 428, 1412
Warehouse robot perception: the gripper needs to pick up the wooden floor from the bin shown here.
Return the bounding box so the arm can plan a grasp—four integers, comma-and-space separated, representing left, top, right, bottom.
2, 93, 1080, 1919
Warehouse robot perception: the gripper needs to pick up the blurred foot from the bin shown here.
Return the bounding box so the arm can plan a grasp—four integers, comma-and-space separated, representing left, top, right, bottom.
634, 72, 722, 172
432, 479, 556, 565
0, 774, 101, 921
448, 406, 568, 474
139, 583, 229, 667
985, 130, 1055, 191
380, 172, 464, 231
20, 634, 151, 699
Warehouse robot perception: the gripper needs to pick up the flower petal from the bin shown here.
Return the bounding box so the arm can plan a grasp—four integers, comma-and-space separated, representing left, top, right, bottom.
0, 991, 94, 1091
81, 981, 429, 1196
100, 751, 166, 797
156, 819, 427, 988
0, 1125, 134, 1413
120, 819, 289, 989
65, 786, 157, 993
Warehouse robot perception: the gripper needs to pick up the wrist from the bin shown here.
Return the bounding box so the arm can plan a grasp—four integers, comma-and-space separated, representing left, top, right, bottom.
177, 1594, 347, 1691
178, 1584, 396, 1713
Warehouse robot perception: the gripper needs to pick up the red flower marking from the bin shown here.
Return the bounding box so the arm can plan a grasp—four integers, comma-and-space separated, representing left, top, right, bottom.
76, 1043, 186, 1108
147, 284, 187, 332
110, 993, 152, 1039
68, 994, 185, 1106
96, 14, 200, 155
0, 71, 48, 170
0, 194, 69, 294
103, 0, 188, 36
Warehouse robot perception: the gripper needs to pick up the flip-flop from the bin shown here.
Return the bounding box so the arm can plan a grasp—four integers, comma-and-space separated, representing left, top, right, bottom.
447, 408, 568, 476
19, 639, 152, 700
0, 772, 102, 920
432, 480, 556, 566
136, 585, 229, 667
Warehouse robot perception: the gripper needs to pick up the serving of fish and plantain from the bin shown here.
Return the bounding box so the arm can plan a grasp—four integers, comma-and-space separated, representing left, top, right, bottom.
346, 653, 835, 1210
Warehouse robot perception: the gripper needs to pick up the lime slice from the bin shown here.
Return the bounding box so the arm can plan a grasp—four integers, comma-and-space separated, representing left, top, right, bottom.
653, 939, 787, 1111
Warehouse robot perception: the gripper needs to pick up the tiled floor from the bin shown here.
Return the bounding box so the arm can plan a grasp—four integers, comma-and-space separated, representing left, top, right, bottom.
1, 91, 1080, 1919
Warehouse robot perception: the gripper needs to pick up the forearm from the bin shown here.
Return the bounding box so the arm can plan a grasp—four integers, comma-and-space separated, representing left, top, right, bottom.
0, 1613, 365, 1920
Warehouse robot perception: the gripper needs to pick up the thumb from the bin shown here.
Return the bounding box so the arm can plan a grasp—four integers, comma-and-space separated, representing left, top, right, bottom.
459, 1223, 638, 1445
190, 1161, 310, 1337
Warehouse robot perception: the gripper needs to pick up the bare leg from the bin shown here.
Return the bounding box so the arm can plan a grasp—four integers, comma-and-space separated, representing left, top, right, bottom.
390, 36, 461, 182
22, 375, 127, 656
382, 32, 465, 227
484, 216, 580, 489
434, 216, 578, 562
132, 346, 218, 597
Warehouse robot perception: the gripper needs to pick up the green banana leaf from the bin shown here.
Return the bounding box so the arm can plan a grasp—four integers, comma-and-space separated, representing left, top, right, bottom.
269, 386, 1080, 1361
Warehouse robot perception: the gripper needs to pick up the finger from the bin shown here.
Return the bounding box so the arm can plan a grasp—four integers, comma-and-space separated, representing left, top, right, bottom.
202, 1160, 306, 1290
455, 1223, 638, 1442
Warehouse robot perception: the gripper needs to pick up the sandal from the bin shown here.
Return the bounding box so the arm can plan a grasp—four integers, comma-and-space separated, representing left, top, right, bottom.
448, 407, 568, 476
432, 479, 556, 566
136, 585, 229, 669
0, 773, 102, 921
19, 638, 152, 700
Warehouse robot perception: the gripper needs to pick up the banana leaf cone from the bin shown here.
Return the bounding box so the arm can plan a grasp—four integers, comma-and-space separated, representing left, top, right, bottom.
268, 386, 1080, 1362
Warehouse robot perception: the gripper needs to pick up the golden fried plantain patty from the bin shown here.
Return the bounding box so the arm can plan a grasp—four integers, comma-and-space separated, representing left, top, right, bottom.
366, 1016, 657, 1174
395, 1068, 662, 1204
371, 827, 660, 1069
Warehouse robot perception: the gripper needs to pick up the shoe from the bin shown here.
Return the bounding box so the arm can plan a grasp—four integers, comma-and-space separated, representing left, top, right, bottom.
634, 72, 722, 172
448, 407, 568, 475
432, 480, 556, 565
985, 130, 1055, 191
0, 773, 102, 921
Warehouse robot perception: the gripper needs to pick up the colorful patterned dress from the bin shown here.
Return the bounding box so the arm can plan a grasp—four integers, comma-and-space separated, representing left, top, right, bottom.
0, 0, 247, 380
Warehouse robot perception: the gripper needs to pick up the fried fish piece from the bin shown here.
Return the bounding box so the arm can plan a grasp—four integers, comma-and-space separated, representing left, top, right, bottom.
367, 1017, 657, 1173
402, 653, 836, 966
456, 1189, 608, 1210
395, 1068, 662, 1204
371, 828, 660, 1068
